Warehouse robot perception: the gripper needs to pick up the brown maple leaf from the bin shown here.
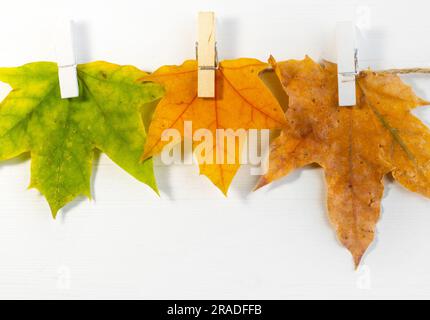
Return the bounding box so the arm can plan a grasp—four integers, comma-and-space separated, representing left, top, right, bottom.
141, 59, 286, 194
256, 56, 430, 267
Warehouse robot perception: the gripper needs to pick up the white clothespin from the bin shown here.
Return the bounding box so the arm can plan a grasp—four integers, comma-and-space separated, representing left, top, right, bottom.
56, 20, 79, 99
336, 22, 358, 107
197, 12, 217, 98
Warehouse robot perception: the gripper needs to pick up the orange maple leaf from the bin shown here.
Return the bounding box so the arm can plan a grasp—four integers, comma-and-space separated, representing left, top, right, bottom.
141, 59, 286, 194
257, 56, 430, 267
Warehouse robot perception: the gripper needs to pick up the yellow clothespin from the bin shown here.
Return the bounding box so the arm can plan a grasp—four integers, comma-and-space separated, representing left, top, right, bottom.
197, 12, 217, 98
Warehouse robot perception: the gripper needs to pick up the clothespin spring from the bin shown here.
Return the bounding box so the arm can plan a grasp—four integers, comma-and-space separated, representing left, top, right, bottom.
340, 49, 359, 83
196, 42, 219, 71
59, 63, 77, 69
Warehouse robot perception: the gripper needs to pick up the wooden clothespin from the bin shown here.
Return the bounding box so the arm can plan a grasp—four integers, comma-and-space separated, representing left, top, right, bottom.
56, 20, 79, 99
197, 12, 217, 98
336, 21, 358, 107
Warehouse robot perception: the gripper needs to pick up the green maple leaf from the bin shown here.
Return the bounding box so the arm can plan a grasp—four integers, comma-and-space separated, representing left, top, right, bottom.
0, 61, 164, 217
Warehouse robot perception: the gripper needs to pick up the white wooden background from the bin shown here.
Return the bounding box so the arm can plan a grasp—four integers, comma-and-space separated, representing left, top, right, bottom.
1, 0, 430, 300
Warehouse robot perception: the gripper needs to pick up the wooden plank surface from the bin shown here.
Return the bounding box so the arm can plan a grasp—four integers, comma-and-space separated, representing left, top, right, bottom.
0, 0, 430, 300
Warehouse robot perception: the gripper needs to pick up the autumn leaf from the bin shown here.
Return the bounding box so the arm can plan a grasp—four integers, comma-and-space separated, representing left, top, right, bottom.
256, 56, 430, 267
141, 59, 286, 194
0, 62, 164, 217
